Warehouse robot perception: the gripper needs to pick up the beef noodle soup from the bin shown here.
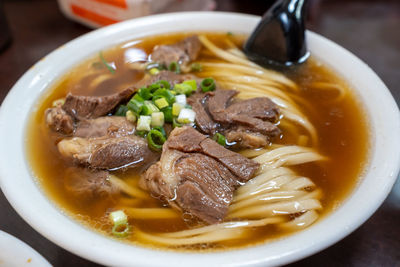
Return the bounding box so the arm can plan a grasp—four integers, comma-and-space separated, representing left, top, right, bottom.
26, 33, 369, 250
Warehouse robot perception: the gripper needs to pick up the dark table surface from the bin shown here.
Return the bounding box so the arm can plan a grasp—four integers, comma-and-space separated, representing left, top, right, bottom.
1, 0, 399, 266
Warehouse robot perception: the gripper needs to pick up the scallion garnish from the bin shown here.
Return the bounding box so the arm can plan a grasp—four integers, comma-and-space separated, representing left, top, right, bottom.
112, 222, 130, 238
168, 61, 180, 74
99, 51, 115, 74
126, 110, 137, 123
190, 62, 203, 72
127, 96, 144, 114
149, 68, 160, 75
109, 210, 130, 238
177, 108, 196, 124
173, 83, 194, 96
172, 117, 183, 128
141, 101, 159, 115
172, 103, 184, 117
152, 126, 166, 137
153, 88, 175, 105
115, 105, 128, 116
156, 80, 171, 90
154, 97, 169, 109
147, 129, 166, 151
175, 94, 187, 106
137, 115, 151, 131
138, 87, 153, 100
212, 133, 226, 146
162, 106, 173, 123
200, 78, 216, 92
151, 112, 164, 127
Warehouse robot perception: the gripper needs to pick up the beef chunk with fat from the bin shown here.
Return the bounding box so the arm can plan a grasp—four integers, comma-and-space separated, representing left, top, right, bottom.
140, 127, 259, 224
63, 87, 134, 120
58, 135, 158, 170
189, 89, 281, 148
206, 90, 238, 123
45, 106, 74, 135
187, 93, 219, 135
75, 116, 135, 138
150, 36, 202, 70
64, 168, 118, 199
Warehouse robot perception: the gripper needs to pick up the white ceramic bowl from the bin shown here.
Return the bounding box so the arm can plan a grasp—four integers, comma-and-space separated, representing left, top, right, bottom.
0, 12, 399, 267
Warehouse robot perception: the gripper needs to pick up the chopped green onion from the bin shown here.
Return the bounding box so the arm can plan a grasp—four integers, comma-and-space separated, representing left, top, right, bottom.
152, 126, 166, 137
115, 104, 129, 116
99, 51, 115, 74
173, 83, 194, 96
227, 31, 234, 36
109, 210, 128, 225
138, 87, 152, 100
183, 80, 197, 92
168, 61, 180, 74
162, 106, 173, 123
172, 117, 183, 128
175, 94, 187, 106
154, 97, 169, 109
148, 83, 161, 93
156, 80, 171, 90
135, 130, 147, 137
212, 133, 226, 146
112, 222, 130, 238
177, 108, 196, 124
153, 88, 175, 105
137, 115, 151, 131
191, 63, 203, 72
52, 98, 65, 107
141, 101, 159, 115
109, 210, 130, 238
149, 68, 160, 75
201, 78, 216, 92
127, 95, 144, 114
172, 103, 184, 116
126, 110, 137, 123
151, 112, 164, 127
133, 94, 145, 102
147, 129, 166, 151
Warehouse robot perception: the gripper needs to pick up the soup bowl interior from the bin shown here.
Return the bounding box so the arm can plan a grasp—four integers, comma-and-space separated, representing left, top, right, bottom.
0, 12, 399, 267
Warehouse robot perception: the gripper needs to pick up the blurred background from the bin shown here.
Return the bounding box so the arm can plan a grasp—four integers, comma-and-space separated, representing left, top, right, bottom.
0, 0, 399, 266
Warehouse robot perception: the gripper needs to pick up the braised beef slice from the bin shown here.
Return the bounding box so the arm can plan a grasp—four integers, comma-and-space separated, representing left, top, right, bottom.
64, 168, 118, 199
168, 127, 258, 181
75, 116, 135, 138
58, 135, 158, 170
187, 93, 219, 135
63, 87, 135, 120
45, 106, 74, 135
190, 89, 281, 148
225, 97, 279, 122
225, 130, 269, 148
150, 36, 201, 68
207, 90, 238, 123
141, 126, 259, 224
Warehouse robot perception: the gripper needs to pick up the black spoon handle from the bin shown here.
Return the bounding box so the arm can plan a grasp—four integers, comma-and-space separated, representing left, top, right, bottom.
244, 0, 309, 67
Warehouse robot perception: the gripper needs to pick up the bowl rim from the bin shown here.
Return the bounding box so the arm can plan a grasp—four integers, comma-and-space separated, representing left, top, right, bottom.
0, 11, 399, 267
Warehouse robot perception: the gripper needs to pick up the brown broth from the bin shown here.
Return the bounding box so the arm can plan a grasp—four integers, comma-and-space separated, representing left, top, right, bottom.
26, 32, 369, 251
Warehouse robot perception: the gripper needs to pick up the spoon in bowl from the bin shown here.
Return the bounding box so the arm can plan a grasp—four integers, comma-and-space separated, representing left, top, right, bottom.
243, 0, 309, 68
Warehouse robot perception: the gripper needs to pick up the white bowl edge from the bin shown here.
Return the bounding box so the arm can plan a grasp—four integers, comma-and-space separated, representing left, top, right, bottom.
0, 12, 399, 267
